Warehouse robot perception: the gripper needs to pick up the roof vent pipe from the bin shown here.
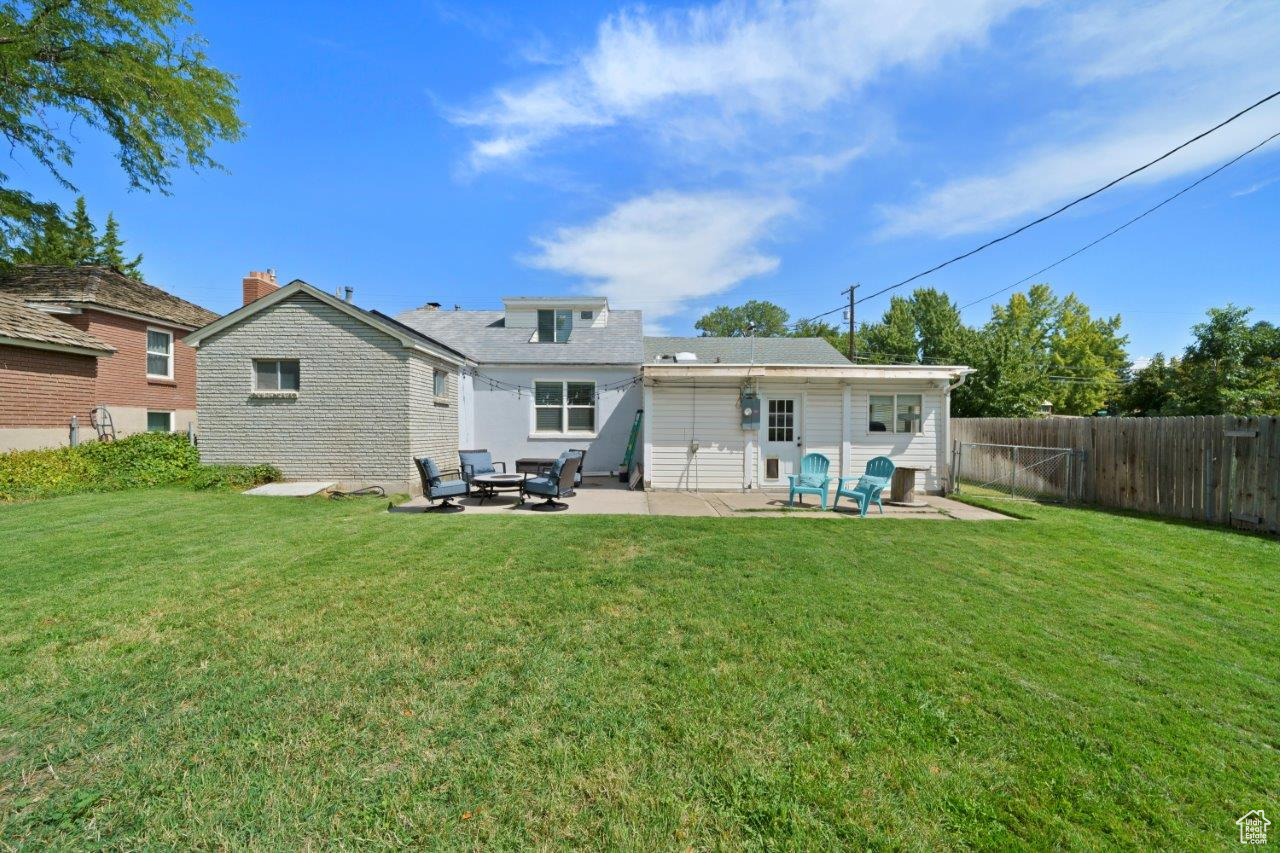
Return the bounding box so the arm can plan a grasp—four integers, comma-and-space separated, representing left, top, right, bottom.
343, 286, 353, 302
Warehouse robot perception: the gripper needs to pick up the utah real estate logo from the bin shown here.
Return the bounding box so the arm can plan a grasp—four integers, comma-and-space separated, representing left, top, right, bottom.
1237, 810, 1270, 845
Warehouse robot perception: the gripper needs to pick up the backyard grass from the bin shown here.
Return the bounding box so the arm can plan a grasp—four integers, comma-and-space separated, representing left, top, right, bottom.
1, 490, 1276, 848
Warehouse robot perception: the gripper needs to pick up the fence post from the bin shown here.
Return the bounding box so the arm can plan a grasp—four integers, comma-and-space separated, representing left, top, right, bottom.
69, 415, 78, 447
1011, 445, 1019, 498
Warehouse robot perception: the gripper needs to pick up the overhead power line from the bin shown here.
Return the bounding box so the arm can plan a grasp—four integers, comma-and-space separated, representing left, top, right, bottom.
794, 87, 1280, 327
957, 128, 1280, 311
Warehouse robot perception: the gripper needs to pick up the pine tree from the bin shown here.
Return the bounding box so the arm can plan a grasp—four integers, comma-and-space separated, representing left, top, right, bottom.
69, 197, 98, 265
96, 213, 143, 278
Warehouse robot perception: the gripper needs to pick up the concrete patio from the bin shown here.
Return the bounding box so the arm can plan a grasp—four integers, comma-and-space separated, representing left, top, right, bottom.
393, 476, 1012, 521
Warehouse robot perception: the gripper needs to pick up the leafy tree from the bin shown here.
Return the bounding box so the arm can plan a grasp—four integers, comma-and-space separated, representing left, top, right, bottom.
861, 296, 918, 362
1047, 295, 1128, 415
1168, 306, 1280, 415
1117, 354, 1178, 416
695, 300, 791, 337
791, 318, 847, 356
0, 0, 243, 258
857, 288, 971, 365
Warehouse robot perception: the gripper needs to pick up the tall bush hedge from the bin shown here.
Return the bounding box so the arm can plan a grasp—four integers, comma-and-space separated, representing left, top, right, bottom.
0, 433, 279, 502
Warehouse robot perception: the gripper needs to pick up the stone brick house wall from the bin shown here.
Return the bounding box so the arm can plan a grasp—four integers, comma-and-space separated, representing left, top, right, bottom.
192, 287, 461, 493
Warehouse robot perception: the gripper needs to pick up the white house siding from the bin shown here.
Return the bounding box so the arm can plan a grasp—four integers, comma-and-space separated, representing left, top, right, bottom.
195, 292, 455, 491
470, 365, 641, 475
648, 383, 746, 490
645, 378, 949, 492
408, 352, 461, 480
850, 384, 945, 490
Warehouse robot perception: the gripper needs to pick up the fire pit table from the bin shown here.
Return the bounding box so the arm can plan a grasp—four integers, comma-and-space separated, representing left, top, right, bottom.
470, 472, 527, 504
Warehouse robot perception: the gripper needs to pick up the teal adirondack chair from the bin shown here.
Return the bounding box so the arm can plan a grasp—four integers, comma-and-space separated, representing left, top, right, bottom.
833, 455, 895, 516
788, 453, 833, 510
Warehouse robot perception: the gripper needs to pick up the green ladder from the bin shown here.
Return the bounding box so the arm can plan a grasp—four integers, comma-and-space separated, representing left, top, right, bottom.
620, 409, 643, 485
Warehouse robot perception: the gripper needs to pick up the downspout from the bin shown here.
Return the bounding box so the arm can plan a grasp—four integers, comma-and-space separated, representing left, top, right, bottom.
943, 372, 968, 494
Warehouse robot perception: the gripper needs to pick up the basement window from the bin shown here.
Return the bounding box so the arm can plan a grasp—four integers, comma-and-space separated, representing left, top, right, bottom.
146, 411, 173, 432
254, 359, 300, 392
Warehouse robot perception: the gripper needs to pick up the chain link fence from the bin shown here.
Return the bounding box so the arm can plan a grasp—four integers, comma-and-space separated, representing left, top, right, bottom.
952, 442, 1086, 502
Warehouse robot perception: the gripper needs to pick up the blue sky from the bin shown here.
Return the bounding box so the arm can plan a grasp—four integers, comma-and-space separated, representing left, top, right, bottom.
17, 0, 1280, 360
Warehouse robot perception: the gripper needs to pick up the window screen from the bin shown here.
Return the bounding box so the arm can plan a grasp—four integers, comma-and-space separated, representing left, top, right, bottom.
433, 369, 447, 398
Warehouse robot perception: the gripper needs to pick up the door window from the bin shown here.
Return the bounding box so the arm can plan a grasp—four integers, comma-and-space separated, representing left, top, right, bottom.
767, 399, 794, 442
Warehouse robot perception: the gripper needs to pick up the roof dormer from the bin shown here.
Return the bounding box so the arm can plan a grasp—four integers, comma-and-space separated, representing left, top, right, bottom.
501, 296, 610, 343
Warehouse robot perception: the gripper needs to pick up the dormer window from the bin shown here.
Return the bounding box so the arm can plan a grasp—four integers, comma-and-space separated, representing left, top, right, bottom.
537, 309, 573, 343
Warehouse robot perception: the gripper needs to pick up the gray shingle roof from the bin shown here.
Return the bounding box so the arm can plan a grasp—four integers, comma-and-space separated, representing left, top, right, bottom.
0, 293, 114, 353
0, 265, 219, 329
395, 308, 644, 364
644, 336, 851, 365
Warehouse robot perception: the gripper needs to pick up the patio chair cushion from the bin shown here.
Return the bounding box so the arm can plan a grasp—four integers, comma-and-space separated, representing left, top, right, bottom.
523, 475, 559, 496
458, 450, 495, 479
796, 472, 827, 488
430, 479, 468, 498
548, 452, 570, 480
417, 456, 442, 486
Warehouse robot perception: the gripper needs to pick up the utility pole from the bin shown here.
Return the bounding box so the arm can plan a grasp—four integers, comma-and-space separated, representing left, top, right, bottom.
843, 283, 859, 362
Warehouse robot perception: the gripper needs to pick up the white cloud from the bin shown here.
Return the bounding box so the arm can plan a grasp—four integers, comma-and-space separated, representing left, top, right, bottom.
526, 191, 794, 329
877, 0, 1280, 238
454, 0, 1034, 170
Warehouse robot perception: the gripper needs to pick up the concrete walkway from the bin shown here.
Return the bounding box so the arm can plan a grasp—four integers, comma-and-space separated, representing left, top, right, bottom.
395, 477, 1011, 521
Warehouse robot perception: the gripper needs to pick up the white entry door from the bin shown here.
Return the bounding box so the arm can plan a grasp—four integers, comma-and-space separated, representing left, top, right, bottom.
761, 397, 802, 485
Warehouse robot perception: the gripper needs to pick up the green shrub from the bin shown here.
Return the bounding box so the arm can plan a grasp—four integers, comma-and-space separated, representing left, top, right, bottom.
189, 463, 282, 492
0, 433, 279, 502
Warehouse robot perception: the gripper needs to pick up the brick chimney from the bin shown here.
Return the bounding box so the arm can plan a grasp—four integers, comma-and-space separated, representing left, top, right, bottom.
242, 269, 278, 305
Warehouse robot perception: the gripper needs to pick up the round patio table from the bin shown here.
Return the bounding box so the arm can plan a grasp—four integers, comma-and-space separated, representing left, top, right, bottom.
471, 472, 527, 504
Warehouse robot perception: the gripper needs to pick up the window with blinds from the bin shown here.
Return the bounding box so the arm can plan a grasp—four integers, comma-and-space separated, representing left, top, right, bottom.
869, 394, 923, 434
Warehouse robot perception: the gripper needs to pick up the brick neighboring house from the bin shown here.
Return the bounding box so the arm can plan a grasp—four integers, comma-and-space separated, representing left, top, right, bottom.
0, 265, 219, 452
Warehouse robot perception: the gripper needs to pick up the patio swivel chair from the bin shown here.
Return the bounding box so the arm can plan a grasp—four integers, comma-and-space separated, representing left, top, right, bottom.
519, 453, 581, 511
833, 455, 895, 517
414, 456, 469, 513
459, 449, 506, 488
788, 452, 833, 509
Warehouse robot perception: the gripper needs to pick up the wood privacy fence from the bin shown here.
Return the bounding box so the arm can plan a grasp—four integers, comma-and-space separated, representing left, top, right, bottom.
951, 416, 1280, 534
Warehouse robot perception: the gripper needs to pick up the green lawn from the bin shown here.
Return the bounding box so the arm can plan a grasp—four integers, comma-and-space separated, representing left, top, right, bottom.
1, 491, 1276, 848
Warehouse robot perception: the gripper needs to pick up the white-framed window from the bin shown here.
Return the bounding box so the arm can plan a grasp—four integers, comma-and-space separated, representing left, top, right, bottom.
536, 309, 573, 343
146, 411, 173, 432
533, 380, 595, 433
869, 393, 923, 434
433, 368, 447, 399
146, 328, 173, 379
579, 310, 593, 321
253, 359, 300, 392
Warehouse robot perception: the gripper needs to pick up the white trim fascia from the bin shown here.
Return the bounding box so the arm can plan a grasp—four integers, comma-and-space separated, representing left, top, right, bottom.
183, 281, 464, 366
643, 364, 973, 381
473, 361, 642, 369
0, 335, 113, 357
502, 296, 609, 308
